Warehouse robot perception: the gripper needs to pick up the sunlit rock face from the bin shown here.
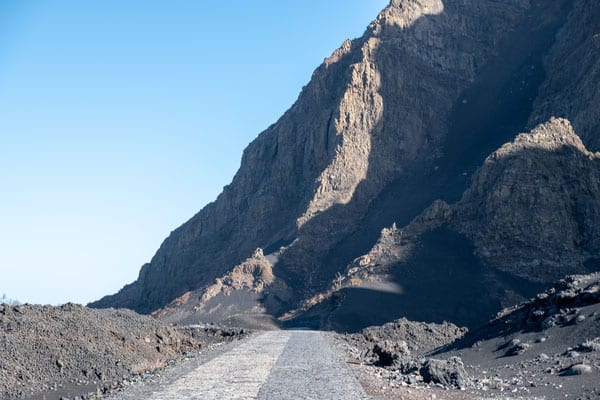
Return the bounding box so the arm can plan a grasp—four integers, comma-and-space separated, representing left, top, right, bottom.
91, 0, 600, 331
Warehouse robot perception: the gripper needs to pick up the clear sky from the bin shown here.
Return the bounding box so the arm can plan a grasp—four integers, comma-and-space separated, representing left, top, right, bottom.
0, 0, 389, 306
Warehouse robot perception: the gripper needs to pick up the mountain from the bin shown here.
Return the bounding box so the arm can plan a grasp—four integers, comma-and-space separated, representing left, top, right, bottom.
291, 118, 600, 330
90, 0, 600, 331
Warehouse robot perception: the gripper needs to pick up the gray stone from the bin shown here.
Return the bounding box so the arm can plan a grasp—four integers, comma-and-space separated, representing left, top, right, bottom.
562, 363, 593, 376
505, 339, 530, 356
419, 357, 471, 389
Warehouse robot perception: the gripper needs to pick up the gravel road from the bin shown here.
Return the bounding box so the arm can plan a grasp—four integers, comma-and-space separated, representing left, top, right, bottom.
107, 330, 368, 400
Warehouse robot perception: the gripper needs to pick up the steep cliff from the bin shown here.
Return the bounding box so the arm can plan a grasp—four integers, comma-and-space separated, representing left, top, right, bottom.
529, 0, 600, 151
91, 0, 599, 330
363, 118, 600, 281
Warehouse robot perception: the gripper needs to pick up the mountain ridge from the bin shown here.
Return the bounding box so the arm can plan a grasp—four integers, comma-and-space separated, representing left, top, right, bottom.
91, 0, 599, 332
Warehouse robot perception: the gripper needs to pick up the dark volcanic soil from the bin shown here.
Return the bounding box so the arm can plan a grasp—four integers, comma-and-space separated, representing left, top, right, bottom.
336, 273, 600, 399
0, 303, 244, 400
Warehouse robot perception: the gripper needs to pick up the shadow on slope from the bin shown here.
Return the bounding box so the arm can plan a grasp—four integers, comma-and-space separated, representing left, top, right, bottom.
286, 228, 548, 333
440, 272, 600, 353
288, 133, 600, 332
92, 0, 573, 326
275, 0, 571, 330
275, 0, 571, 307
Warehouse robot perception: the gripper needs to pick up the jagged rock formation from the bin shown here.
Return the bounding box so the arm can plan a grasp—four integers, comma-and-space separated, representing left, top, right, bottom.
369, 117, 600, 281
454, 118, 600, 281
92, 0, 600, 331
351, 119, 600, 281
152, 249, 285, 328
198, 248, 276, 303
299, 119, 600, 329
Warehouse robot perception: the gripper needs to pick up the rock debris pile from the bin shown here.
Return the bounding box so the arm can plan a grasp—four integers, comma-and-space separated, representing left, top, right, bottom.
0, 304, 245, 399
338, 273, 600, 399
339, 318, 469, 389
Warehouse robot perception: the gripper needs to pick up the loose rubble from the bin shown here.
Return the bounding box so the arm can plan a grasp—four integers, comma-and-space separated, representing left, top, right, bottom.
337, 318, 469, 390
0, 303, 246, 399
336, 273, 600, 399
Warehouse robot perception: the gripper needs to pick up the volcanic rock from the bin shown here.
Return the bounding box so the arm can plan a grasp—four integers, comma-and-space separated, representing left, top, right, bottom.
91, 0, 600, 334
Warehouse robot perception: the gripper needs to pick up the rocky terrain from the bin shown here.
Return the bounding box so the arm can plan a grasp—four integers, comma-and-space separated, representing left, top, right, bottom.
529, 0, 600, 151
7, 1, 600, 398
0, 303, 245, 400
336, 273, 600, 399
151, 248, 285, 329
89, 0, 600, 332
294, 117, 600, 330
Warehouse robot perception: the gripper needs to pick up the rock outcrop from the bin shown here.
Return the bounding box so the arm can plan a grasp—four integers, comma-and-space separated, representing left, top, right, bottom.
151, 249, 285, 328
345, 118, 600, 279
198, 248, 276, 303
295, 119, 600, 330
92, 0, 600, 331
454, 118, 600, 281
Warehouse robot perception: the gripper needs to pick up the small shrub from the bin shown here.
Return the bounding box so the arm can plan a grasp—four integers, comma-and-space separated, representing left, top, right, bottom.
0, 293, 21, 306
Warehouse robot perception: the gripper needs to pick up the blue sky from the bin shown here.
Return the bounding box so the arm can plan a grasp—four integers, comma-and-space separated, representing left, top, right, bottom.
0, 0, 389, 305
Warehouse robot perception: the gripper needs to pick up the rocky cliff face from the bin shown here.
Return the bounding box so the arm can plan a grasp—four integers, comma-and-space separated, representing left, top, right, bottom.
311, 118, 599, 329
91, 0, 600, 331
454, 118, 600, 281
529, 0, 600, 151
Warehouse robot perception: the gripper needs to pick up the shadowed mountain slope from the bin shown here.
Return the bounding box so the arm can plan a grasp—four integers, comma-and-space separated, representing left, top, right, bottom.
291, 118, 600, 331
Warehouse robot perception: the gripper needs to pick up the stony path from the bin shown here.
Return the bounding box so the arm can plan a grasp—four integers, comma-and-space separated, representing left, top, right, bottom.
108, 330, 368, 400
